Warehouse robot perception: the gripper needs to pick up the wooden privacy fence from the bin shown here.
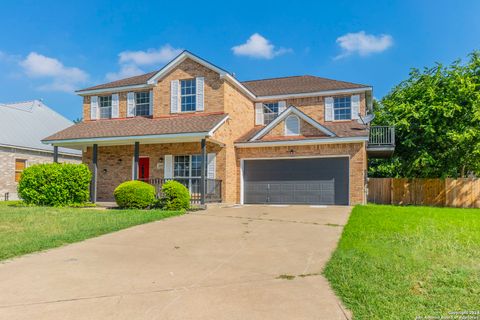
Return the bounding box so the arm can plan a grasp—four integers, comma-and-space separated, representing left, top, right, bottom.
368, 178, 480, 208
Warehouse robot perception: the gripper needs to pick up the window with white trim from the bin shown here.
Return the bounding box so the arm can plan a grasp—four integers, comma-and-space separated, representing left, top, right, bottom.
334, 96, 351, 120
285, 115, 300, 136
99, 95, 112, 119
174, 155, 202, 192
174, 155, 202, 178
263, 102, 279, 125
180, 79, 196, 112
135, 91, 150, 116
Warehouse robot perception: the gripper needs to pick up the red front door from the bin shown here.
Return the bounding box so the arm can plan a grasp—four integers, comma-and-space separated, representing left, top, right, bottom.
138, 157, 150, 181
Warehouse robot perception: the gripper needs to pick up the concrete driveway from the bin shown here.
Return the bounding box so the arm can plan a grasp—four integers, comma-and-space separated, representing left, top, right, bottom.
0, 205, 352, 320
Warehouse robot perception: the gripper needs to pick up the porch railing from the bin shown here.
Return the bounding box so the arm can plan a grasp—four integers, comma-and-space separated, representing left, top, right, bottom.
369, 126, 395, 146
145, 178, 222, 205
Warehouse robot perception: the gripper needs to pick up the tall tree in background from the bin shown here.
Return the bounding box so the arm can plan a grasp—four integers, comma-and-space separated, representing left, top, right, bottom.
369, 51, 480, 178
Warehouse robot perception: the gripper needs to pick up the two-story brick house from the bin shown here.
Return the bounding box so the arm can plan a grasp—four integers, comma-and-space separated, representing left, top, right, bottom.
43, 51, 394, 205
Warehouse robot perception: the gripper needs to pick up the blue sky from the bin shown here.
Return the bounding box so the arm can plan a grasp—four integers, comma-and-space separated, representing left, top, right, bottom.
0, 0, 479, 120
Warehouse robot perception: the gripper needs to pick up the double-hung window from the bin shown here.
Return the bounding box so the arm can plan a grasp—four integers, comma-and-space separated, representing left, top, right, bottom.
333, 96, 351, 120
263, 102, 279, 125
180, 79, 196, 112
135, 91, 150, 116
99, 96, 112, 119
174, 155, 202, 192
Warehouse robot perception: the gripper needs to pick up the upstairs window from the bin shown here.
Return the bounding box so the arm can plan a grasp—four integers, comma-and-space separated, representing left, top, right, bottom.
334, 96, 351, 120
99, 96, 112, 119
263, 102, 279, 125
135, 91, 150, 116
181, 79, 196, 112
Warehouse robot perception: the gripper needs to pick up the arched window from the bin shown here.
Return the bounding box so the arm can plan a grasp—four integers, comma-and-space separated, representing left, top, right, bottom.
285, 115, 300, 136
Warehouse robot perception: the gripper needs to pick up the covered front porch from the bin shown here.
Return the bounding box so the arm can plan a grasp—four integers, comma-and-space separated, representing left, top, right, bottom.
51, 136, 224, 205
42, 113, 231, 205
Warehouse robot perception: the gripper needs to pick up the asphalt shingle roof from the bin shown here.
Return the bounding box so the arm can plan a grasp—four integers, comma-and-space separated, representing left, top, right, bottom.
43, 113, 228, 142
241, 75, 369, 96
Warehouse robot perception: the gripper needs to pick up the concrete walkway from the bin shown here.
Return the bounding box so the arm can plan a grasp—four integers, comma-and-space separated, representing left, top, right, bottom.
0, 205, 352, 320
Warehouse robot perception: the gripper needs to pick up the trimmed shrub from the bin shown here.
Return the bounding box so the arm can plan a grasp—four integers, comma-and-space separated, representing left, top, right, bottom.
114, 180, 155, 209
160, 180, 190, 211
18, 163, 91, 206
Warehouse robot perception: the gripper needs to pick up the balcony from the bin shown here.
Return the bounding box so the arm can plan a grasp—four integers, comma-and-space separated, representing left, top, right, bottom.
367, 126, 395, 157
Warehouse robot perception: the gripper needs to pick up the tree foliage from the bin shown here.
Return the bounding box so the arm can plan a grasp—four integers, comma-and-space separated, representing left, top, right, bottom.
370, 51, 480, 178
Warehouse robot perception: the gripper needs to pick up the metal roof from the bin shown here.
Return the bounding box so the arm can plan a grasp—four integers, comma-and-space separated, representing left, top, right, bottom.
0, 100, 81, 156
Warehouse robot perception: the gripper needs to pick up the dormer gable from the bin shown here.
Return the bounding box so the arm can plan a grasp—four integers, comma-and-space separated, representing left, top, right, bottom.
250, 106, 336, 142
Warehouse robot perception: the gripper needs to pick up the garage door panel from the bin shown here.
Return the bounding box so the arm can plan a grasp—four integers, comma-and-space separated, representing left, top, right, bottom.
243, 158, 348, 205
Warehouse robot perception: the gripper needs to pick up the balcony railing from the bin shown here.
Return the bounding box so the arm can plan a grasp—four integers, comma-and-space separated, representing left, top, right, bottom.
145, 178, 222, 205
367, 126, 395, 157
369, 126, 395, 146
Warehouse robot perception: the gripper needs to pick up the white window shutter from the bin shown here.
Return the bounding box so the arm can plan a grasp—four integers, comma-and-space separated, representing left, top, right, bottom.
170, 80, 179, 113
90, 96, 98, 120
278, 101, 287, 114
149, 90, 153, 116
207, 153, 216, 179
351, 95, 360, 120
164, 155, 173, 179
196, 77, 204, 111
127, 92, 135, 117
255, 103, 264, 125
111, 94, 119, 118
325, 97, 334, 121
285, 115, 300, 136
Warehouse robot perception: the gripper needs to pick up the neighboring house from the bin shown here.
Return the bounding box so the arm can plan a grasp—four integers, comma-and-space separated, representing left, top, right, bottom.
43, 51, 394, 205
0, 100, 82, 200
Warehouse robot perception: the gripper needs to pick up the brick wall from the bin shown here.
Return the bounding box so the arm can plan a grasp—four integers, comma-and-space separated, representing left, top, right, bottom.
235, 142, 367, 205
258, 93, 367, 124
211, 81, 255, 203
0, 147, 81, 200
154, 59, 225, 116
262, 117, 326, 140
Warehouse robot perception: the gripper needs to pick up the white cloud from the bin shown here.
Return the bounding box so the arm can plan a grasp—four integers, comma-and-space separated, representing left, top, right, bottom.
19, 52, 88, 92
106, 44, 183, 81
118, 44, 182, 66
105, 64, 144, 82
335, 31, 393, 59
232, 33, 291, 59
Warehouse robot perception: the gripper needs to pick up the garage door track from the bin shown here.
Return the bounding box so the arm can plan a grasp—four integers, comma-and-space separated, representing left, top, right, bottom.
0, 205, 352, 320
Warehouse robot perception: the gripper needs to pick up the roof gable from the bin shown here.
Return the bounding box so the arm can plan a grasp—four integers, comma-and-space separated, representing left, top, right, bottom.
147, 51, 228, 84
250, 106, 336, 141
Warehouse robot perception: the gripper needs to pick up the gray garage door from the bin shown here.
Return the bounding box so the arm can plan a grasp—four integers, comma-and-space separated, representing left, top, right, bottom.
243, 157, 349, 205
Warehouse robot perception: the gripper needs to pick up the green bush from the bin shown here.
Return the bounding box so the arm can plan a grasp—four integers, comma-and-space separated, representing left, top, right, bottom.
160, 180, 190, 211
114, 180, 156, 209
18, 163, 91, 206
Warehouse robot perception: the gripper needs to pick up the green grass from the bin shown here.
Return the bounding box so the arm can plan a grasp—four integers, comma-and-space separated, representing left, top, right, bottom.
324, 205, 480, 319
0, 202, 183, 261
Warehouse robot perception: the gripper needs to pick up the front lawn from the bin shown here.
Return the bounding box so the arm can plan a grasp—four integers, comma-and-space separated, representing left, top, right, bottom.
324, 205, 480, 319
0, 202, 183, 261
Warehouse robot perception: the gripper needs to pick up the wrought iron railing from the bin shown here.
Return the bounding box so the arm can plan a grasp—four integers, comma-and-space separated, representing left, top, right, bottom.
369, 126, 395, 146
145, 178, 222, 205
